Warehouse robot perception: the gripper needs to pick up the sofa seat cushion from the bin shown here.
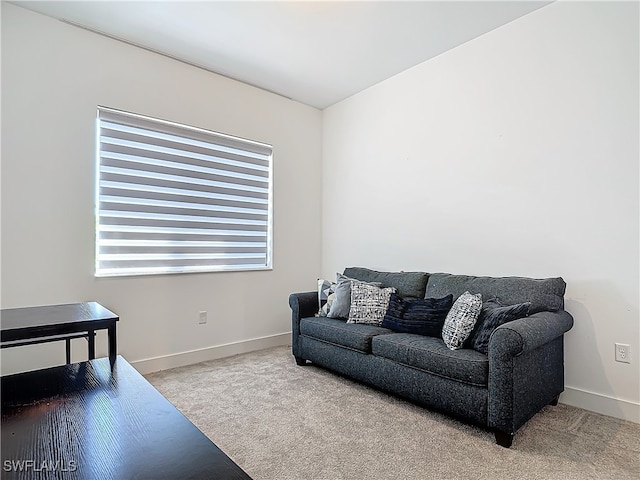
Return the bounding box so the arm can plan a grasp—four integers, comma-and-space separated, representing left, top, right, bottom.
372, 333, 489, 386
300, 316, 393, 353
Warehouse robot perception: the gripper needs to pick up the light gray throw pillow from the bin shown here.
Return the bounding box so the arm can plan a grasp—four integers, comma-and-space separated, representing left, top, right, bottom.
327, 273, 352, 319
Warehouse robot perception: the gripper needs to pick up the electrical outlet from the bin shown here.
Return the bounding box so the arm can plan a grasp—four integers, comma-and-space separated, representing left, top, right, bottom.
615, 343, 630, 363
198, 311, 207, 325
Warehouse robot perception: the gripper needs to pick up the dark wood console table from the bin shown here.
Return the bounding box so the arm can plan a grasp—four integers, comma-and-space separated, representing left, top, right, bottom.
0, 302, 118, 365
1, 356, 252, 479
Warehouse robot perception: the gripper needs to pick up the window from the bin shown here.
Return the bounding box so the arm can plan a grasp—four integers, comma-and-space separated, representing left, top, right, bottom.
95, 107, 272, 277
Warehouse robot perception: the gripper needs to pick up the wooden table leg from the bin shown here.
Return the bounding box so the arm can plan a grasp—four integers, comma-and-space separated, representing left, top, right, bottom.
108, 323, 117, 365
87, 330, 96, 360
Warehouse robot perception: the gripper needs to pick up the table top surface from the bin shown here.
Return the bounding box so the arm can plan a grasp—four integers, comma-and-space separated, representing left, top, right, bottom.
1, 356, 252, 480
0, 302, 118, 333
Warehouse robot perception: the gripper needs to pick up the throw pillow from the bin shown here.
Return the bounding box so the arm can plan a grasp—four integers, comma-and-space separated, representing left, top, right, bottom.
464, 296, 498, 348
472, 299, 531, 355
328, 274, 382, 319
317, 278, 336, 316
327, 273, 354, 319
441, 291, 482, 350
347, 280, 396, 326
381, 293, 454, 337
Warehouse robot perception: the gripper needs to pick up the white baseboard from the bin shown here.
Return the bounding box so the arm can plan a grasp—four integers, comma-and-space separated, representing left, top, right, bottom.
561, 386, 640, 424
131, 332, 291, 375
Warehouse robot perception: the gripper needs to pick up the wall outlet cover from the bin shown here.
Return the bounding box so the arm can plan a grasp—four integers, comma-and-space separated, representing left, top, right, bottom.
615, 343, 631, 363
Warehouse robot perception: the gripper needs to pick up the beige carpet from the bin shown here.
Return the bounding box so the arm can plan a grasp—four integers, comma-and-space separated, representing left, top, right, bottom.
145, 346, 639, 480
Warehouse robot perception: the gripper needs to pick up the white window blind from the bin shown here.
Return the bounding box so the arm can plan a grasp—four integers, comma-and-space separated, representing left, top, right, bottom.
96, 107, 273, 277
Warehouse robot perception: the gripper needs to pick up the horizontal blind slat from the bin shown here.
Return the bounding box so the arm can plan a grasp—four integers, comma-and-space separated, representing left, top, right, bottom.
97, 263, 267, 277
100, 196, 267, 216
100, 150, 269, 183
102, 245, 265, 251
100, 210, 267, 226
100, 181, 268, 206
99, 239, 263, 247
98, 225, 267, 237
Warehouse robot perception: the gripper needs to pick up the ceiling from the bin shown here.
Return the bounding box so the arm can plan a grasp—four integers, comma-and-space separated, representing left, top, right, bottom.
14, 1, 551, 109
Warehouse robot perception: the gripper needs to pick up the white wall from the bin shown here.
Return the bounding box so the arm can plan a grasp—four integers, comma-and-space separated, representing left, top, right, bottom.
322, 2, 639, 422
1, 4, 322, 374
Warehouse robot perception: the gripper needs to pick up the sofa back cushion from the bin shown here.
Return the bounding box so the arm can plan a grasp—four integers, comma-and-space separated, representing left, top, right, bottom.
343, 267, 429, 299
425, 273, 566, 313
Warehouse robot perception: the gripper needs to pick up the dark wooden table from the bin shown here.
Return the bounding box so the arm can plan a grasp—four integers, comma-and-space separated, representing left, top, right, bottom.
0, 302, 118, 365
1, 356, 253, 480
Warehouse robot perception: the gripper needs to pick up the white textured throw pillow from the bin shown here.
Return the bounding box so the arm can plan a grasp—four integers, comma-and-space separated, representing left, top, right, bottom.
347, 280, 396, 326
442, 291, 482, 350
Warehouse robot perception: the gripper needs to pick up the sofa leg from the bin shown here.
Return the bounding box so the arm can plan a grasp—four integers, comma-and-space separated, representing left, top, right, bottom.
549, 395, 560, 406
294, 356, 308, 366
495, 432, 514, 448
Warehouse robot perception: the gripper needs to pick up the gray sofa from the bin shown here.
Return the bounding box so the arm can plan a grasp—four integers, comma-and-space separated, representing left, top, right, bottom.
289, 267, 574, 447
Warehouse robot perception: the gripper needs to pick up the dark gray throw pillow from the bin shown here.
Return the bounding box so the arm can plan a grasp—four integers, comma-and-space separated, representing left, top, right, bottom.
382, 293, 453, 337
472, 299, 531, 355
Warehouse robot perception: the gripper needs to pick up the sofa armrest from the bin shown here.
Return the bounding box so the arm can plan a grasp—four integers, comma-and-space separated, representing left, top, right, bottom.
490, 310, 574, 359
289, 291, 319, 326
488, 310, 574, 435
289, 291, 318, 358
